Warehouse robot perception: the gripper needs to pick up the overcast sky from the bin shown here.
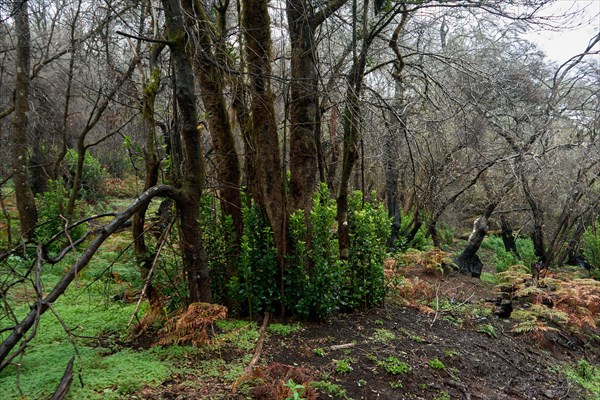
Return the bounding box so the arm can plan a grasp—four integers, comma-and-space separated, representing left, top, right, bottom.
526, 0, 600, 64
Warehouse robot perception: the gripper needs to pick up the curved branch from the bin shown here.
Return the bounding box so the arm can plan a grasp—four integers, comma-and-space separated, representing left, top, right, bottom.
0, 185, 175, 369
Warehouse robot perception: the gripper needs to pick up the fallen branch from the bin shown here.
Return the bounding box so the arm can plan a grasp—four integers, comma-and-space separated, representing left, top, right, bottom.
232, 312, 271, 393
50, 356, 75, 400
0, 185, 175, 370
329, 342, 356, 351
245, 312, 270, 374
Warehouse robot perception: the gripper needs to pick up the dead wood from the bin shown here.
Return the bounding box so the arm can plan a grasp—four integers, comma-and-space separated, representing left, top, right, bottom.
50, 356, 75, 400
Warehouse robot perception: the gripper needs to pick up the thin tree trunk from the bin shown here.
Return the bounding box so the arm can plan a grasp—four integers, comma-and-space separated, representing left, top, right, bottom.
500, 215, 518, 255
521, 175, 547, 264
163, 0, 211, 303
336, 0, 370, 258
11, 0, 38, 240
132, 43, 164, 308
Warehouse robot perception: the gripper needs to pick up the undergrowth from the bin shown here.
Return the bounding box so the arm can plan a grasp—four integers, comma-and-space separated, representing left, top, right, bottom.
496, 266, 600, 336
565, 359, 600, 399
481, 235, 537, 273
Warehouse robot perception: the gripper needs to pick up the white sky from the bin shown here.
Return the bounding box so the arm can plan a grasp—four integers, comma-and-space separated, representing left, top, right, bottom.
526, 0, 600, 64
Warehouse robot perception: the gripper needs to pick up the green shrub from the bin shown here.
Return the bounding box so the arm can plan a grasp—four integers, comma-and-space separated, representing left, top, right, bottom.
437, 223, 455, 248
200, 194, 236, 305
64, 148, 108, 202
228, 201, 279, 317
565, 359, 600, 398
395, 210, 431, 251
345, 191, 391, 310
226, 187, 393, 319
516, 237, 538, 268
481, 235, 538, 273
285, 184, 345, 320
36, 180, 87, 254
583, 226, 600, 279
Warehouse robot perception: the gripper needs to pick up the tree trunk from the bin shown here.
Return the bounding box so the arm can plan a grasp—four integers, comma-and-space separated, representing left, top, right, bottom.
163, 0, 211, 303
185, 0, 243, 244
500, 215, 518, 255
336, 0, 371, 258
386, 8, 409, 250
242, 0, 286, 261
132, 47, 164, 308
11, 0, 38, 240
286, 0, 319, 213
521, 176, 547, 264
453, 205, 495, 278
384, 105, 401, 249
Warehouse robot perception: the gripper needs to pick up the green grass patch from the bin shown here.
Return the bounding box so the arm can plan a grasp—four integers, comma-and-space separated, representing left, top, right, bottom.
565, 360, 600, 399
268, 322, 302, 336
378, 356, 410, 375
373, 328, 396, 342
309, 380, 350, 399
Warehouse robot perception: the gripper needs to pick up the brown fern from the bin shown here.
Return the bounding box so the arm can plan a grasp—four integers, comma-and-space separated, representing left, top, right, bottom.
235, 363, 318, 400
157, 302, 228, 346
391, 276, 436, 313
398, 249, 454, 275
497, 267, 600, 334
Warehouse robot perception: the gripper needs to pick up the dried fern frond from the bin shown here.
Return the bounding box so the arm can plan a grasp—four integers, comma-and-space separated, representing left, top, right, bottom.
394, 276, 435, 301
157, 302, 228, 347
398, 249, 453, 274
528, 304, 569, 324
512, 317, 557, 335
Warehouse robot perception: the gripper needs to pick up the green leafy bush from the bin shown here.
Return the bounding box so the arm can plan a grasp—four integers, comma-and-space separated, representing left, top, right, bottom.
481, 235, 537, 273
228, 201, 279, 317
583, 226, 600, 279
285, 184, 345, 320
395, 210, 431, 251
200, 194, 236, 305
64, 148, 108, 202
225, 187, 392, 319
345, 191, 391, 310
36, 180, 86, 254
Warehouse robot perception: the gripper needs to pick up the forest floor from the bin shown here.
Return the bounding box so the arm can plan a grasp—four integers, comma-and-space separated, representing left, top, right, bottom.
134, 264, 600, 400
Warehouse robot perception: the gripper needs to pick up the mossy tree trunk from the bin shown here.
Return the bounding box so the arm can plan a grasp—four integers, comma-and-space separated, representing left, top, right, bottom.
241, 0, 286, 262
132, 42, 165, 308
11, 0, 38, 240
184, 0, 243, 244
162, 0, 211, 303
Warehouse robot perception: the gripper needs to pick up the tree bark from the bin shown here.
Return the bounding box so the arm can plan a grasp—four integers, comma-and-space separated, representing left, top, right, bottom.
454, 205, 496, 278
500, 215, 518, 255
386, 8, 409, 250
163, 0, 211, 303
286, 0, 319, 213
242, 0, 286, 261
132, 43, 164, 308
11, 0, 38, 240
336, 0, 370, 259
521, 175, 547, 264
185, 0, 243, 244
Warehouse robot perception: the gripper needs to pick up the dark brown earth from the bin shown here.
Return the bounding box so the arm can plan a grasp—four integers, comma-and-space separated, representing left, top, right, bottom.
136, 269, 599, 400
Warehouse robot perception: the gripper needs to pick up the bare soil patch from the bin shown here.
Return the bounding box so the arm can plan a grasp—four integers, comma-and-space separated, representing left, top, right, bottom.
136, 270, 599, 399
